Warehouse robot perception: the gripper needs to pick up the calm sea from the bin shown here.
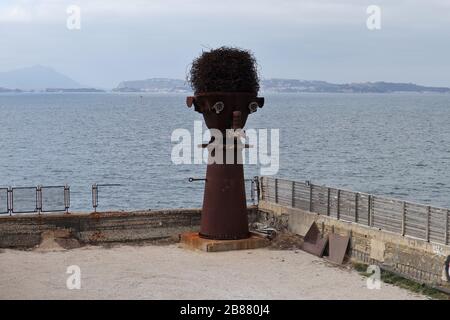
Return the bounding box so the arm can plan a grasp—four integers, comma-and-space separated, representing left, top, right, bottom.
0, 92, 449, 211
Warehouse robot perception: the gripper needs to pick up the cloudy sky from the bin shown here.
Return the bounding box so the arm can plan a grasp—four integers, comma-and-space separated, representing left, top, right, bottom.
1, 0, 449, 88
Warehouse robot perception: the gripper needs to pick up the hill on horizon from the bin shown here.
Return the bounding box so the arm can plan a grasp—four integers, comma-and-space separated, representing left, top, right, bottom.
0, 65, 82, 90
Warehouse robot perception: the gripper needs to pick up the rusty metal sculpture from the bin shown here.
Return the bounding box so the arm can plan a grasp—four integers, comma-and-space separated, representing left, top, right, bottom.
186, 47, 264, 240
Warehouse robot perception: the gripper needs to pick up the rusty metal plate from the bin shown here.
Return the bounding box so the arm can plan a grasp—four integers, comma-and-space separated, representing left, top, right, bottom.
325, 233, 350, 265
304, 221, 320, 243
301, 222, 328, 257
302, 237, 328, 257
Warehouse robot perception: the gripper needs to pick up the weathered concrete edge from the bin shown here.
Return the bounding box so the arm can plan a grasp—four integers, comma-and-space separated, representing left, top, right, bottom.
257, 200, 450, 287
0, 207, 259, 249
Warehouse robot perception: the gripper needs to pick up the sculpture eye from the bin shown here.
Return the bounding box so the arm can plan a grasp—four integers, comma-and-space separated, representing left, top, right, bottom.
212, 101, 224, 114
248, 101, 259, 113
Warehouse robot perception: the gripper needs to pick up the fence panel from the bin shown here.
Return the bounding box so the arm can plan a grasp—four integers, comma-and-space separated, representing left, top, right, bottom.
12, 187, 37, 213
277, 179, 294, 207
0, 188, 8, 214
372, 196, 403, 233
328, 188, 340, 218
293, 181, 310, 211
404, 202, 428, 239
357, 193, 370, 225
339, 190, 357, 222
259, 176, 450, 244
264, 177, 276, 203
311, 185, 328, 215
447, 210, 450, 246
41, 186, 67, 212
429, 207, 446, 244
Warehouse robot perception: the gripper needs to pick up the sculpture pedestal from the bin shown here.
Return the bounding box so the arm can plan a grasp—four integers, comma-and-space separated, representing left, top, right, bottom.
180, 232, 269, 252
200, 163, 249, 240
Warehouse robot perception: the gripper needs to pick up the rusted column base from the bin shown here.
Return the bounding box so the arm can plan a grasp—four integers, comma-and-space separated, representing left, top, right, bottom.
180, 232, 269, 252
200, 163, 249, 240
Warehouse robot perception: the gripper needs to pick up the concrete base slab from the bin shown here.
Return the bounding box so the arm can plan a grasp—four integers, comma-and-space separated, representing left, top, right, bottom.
180, 232, 270, 252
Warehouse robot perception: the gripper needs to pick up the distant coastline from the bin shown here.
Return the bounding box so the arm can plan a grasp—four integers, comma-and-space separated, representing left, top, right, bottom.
112, 78, 450, 94
2, 83, 450, 95
1, 65, 449, 94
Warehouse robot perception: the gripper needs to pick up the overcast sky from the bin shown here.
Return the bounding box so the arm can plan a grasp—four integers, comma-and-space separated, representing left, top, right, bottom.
1, 0, 450, 88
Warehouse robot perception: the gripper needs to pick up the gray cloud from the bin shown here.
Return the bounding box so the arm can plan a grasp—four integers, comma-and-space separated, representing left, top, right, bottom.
1, 0, 449, 88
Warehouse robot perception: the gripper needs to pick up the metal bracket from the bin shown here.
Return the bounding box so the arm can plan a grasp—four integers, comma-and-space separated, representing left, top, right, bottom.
188, 177, 206, 182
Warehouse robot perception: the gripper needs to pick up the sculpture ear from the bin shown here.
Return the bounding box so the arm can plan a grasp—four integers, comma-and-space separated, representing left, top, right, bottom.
186, 96, 195, 107
256, 97, 265, 108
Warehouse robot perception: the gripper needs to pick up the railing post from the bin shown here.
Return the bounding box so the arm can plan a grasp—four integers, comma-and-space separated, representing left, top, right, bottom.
446, 209, 449, 245
426, 206, 431, 242
336, 189, 341, 220
355, 193, 359, 223
259, 177, 264, 201
275, 178, 279, 204
7, 187, 12, 216
327, 187, 331, 216
92, 184, 98, 213
64, 185, 70, 214
255, 177, 260, 203
291, 181, 295, 208
308, 182, 313, 212
401, 201, 406, 236
250, 179, 255, 204
368, 195, 373, 227
36, 185, 42, 215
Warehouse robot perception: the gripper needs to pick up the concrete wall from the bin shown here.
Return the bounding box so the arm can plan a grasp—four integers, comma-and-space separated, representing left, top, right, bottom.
0, 209, 201, 248
0, 207, 259, 249
257, 200, 450, 287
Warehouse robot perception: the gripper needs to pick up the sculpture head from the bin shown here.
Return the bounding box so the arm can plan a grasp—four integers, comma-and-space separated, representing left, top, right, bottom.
186, 47, 264, 131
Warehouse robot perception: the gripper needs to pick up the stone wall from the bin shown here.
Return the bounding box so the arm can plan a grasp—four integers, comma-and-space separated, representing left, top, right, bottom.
257, 200, 450, 287
0, 207, 259, 249
0, 209, 201, 248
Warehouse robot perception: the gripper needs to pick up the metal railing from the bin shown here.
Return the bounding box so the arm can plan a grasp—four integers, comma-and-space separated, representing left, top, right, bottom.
260, 176, 450, 246
91, 183, 123, 212
0, 178, 259, 216
0, 185, 70, 215
188, 176, 260, 205
0, 184, 124, 215
0, 183, 128, 215
0, 188, 8, 214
